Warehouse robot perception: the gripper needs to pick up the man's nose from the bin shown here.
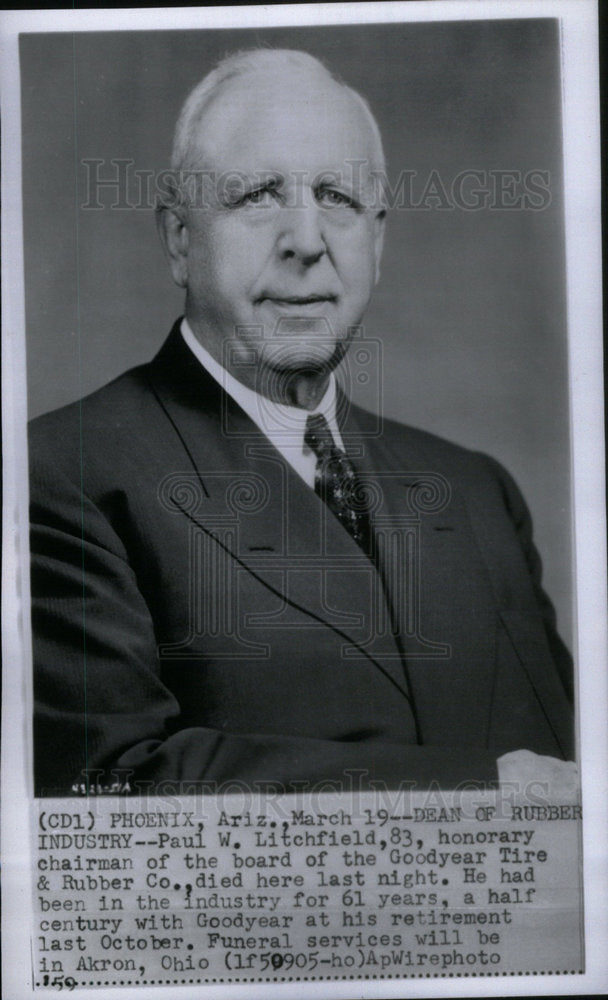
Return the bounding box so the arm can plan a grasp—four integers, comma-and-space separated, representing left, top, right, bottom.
276, 202, 326, 265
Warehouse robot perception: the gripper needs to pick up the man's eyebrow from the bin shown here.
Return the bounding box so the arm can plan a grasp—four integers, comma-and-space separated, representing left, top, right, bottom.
313, 168, 370, 190
314, 176, 359, 191
215, 170, 284, 204
242, 170, 284, 187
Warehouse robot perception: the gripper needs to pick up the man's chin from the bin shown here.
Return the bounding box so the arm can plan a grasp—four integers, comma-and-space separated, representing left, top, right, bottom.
262, 342, 345, 376
249, 342, 345, 403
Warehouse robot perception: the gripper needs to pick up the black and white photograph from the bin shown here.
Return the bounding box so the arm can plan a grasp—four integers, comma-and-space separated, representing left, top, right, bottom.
1, 2, 605, 997
23, 18, 578, 797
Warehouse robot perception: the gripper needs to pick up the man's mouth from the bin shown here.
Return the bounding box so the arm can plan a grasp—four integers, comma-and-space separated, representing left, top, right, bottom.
258, 294, 337, 306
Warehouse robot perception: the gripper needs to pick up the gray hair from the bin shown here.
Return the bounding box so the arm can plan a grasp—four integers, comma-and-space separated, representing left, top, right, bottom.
170, 47, 386, 176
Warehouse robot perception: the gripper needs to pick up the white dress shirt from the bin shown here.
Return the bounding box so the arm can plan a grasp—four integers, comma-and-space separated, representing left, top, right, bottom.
181, 318, 344, 489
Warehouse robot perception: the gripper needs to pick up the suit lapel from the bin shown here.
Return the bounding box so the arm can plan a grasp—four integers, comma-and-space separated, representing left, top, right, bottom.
146, 325, 410, 700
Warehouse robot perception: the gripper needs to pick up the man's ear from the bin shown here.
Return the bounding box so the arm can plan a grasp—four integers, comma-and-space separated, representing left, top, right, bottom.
373, 208, 386, 285
156, 207, 189, 288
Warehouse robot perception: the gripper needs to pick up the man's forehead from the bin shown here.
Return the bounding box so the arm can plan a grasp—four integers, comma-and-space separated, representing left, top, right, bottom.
187, 66, 377, 176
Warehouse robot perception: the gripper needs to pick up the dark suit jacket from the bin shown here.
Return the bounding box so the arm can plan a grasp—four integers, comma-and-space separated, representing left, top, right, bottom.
29, 321, 574, 795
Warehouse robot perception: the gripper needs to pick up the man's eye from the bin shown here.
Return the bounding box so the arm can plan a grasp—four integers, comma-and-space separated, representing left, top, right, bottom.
241, 187, 276, 207
317, 188, 357, 209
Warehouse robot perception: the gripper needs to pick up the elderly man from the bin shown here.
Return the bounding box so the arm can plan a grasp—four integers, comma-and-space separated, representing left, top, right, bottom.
30, 49, 575, 796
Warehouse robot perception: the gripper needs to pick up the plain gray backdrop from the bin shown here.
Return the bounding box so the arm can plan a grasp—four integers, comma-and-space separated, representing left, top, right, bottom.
20, 19, 572, 647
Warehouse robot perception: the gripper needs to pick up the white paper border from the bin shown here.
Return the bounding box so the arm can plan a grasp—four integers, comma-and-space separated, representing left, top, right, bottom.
2, 2, 605, 997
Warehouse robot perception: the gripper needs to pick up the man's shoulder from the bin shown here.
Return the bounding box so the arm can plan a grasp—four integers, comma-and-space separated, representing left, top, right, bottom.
27, 355, 176, 502
28, 320, 187, 453
350, 401, 520, 517
354, 402, 501, 477
29, 362, 154, 451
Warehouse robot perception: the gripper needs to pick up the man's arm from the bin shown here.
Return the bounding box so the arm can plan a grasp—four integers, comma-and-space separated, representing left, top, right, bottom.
481, 455, 577, 792
486, 453, 574, 704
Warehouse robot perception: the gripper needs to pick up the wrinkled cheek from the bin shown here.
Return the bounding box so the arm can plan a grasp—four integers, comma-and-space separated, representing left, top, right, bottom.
345, 252, 377, 299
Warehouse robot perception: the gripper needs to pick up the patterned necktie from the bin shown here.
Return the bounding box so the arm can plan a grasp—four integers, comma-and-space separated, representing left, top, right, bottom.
304, 413, 372, 557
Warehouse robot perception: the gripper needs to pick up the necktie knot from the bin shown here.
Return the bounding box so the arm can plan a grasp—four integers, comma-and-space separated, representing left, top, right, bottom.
304, 413, 337, 459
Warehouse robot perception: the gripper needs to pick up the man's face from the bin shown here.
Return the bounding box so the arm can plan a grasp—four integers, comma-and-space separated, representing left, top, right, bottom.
172, 66, 385, 391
